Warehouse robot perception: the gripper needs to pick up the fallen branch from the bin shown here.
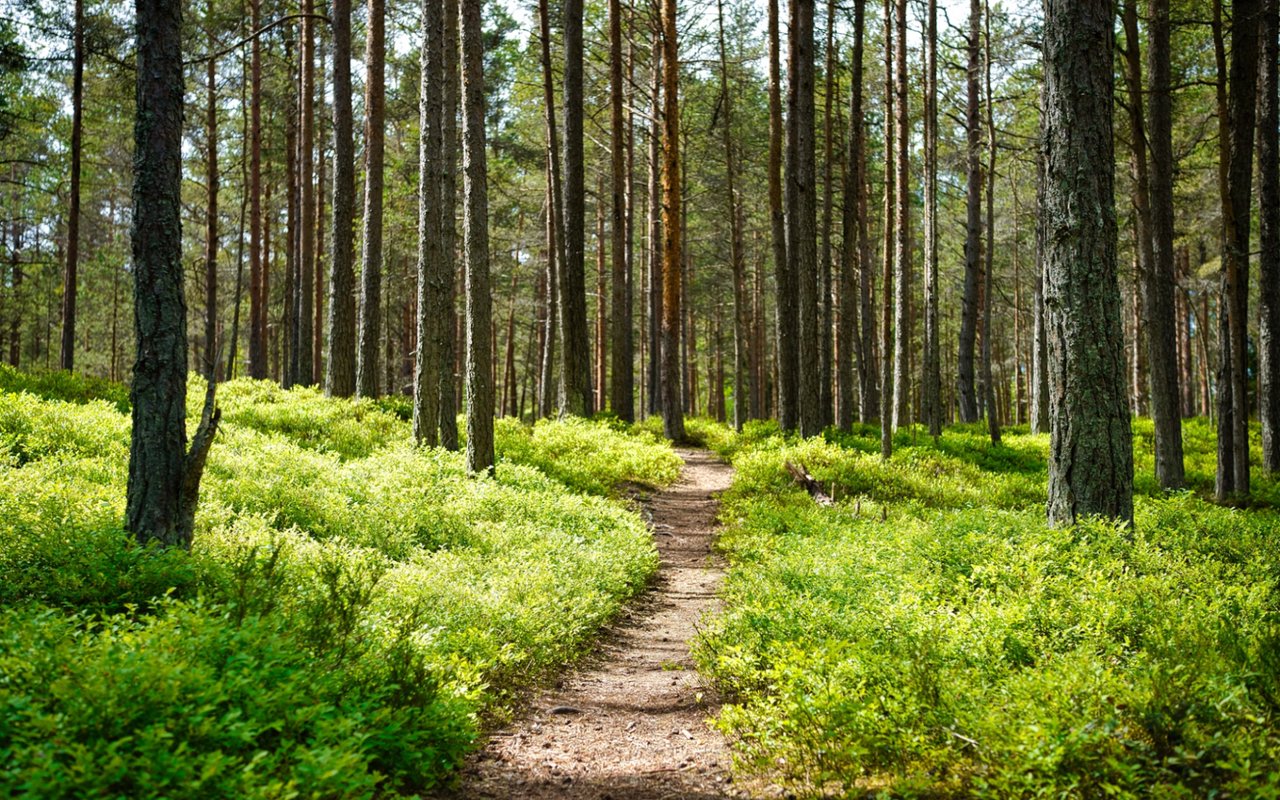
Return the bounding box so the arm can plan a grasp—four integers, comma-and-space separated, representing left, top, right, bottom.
785, 461, 834, 506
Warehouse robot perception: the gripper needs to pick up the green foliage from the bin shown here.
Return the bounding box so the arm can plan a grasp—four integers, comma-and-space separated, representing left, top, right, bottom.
0, 374, 674, 797
0, 364, 131, 413
695, 420, 1280, 798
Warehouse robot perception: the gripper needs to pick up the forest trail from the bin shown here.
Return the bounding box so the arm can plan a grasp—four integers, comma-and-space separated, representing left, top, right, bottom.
441, 448, 748, 799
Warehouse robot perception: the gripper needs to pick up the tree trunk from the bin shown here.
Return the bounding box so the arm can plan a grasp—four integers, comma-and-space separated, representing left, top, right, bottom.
297, 2, 315, 385
921, 0, 940, 437
660, 0, 684, 442
958, 0, 981, 423
325, 0, 356, 397
609, 0, 634, 422
248, 0, 266, 379
539, 169, 559, 418
1214, 0, 1259, 499
1259, 0, 1280, 472
356, 0, 385, 398
647, 28, 663, 418
982, 0, 1000, 446
314, 33, 326, 382
439, 0, 460, 450
60, 0, 84, 372
717, 0, 750, 430
596, 178, 608, 410
789, 0, 820, 437
891, 0, 911, 430
560, 0, 594, 416
127, 0, 219, 547
202, 5, 219, 382
1042, 0, 1133, 525
769, 0, 796, 431
880, 0, 894, 457
1143, 0, 1186, 486
819, 0, 836, 430
460, 0, 494, 474
414, 0, 445, 444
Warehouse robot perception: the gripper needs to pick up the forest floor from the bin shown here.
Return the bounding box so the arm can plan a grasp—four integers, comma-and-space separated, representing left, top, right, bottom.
439, 448, 752, 800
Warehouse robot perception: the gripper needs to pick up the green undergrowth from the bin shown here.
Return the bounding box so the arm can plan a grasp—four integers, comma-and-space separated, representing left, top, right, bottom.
694, 419, 1280, 798
0, 374, 680, 798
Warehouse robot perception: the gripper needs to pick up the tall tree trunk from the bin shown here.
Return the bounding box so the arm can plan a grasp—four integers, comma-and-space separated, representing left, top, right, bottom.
982, 0, 1001, 445
839, 0, 867, 428
60, 0, 84, 372
958, 0, 981, 423
1042, 0, 1133, 525
248, 0, 266, 379
1031, 90, 1050, 433
891, 0, 911, 430
296, 2, 315, 385
922, 0, 940, 437
1259, 0, 1280, 472
609, 0, 634, 421
202, 6, 219, 382
539, 169, 559, 418
414, 0, 445, 444
660, 0, 684, 441
560, 0, 594, 416
460, 0, 494, 474
769, 0, 796, 431
789, 0, 819, 436
439, 0, 460, 450
325, 0, 356, 397
1214, 0, 1259, 499
596, 178, 607, 410
283, 32, 297, 389
314, 33, 326, 381
717, 0, 750, 430
647, 28, 663, 417
880, 0, 894, 457
356, 0, 385, 398
1143, 0, 1185, 486
819, 0, 836, 430
127, 0, 219, 547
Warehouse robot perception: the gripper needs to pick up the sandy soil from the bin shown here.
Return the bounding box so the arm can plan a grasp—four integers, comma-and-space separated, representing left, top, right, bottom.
438, 448, 749, 799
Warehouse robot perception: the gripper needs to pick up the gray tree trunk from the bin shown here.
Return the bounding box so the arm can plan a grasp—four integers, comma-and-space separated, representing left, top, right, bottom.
325, 0, 356, 397
957, 0, 981, 424
1144, 0, 1186, 486
891, 0, 911, 430
560, 0, 594, 416
460, 0, 494, 474
609, 0, 634, 422
769, 0, 796, 431
127, 0, 219, 547
922, 0, 940, 437
439, 0, 460, 450
297, 3, 315, 385
1042, 0, 1133, 526
60, 0, 84, 372
414, 0, 445, 445
789, 0, 820, 437
1259, 0, 1280, 472
717, 0, 750, 431
356, 0, 385, 398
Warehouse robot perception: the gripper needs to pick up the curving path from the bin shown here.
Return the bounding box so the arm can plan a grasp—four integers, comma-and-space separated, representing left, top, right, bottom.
440, 448, 747, 799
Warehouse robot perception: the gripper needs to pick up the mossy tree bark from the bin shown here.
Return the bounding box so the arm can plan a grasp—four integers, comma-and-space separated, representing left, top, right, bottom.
1042, 0, 1133, 526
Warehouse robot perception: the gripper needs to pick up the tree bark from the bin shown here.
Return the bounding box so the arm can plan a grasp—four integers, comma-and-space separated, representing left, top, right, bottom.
248, 0, 266, 379
982, 0, 1000, 445
958, 0, 981, 423
60, 0, 84, 372
717, 0, 750, 430
127, 0, 219, 547
660, 0, 684, 442
202, 3, 219, 382
356, 0, 385, 398
789, 0, 820, 437
325, 0, 356, 397
891, 0, 911, 430
1259, 0, 1280, 472
560, 0, 594, 416
1144, 0, 1186, 486
414, 0, 445, 444
460, 0, 494, 474
1042, 0, 1133, 525
921, 0, 940, 437
819, 0, 836, 430
768, 0, 796, 431
609, 0, 634, 422
439, 0, 460, 450
880, 0, 893, 457
648, 27, 663, 418
296, 2, 315, 385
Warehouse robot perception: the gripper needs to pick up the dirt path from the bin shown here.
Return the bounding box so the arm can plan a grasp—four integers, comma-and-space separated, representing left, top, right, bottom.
441, 448, 746, 799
